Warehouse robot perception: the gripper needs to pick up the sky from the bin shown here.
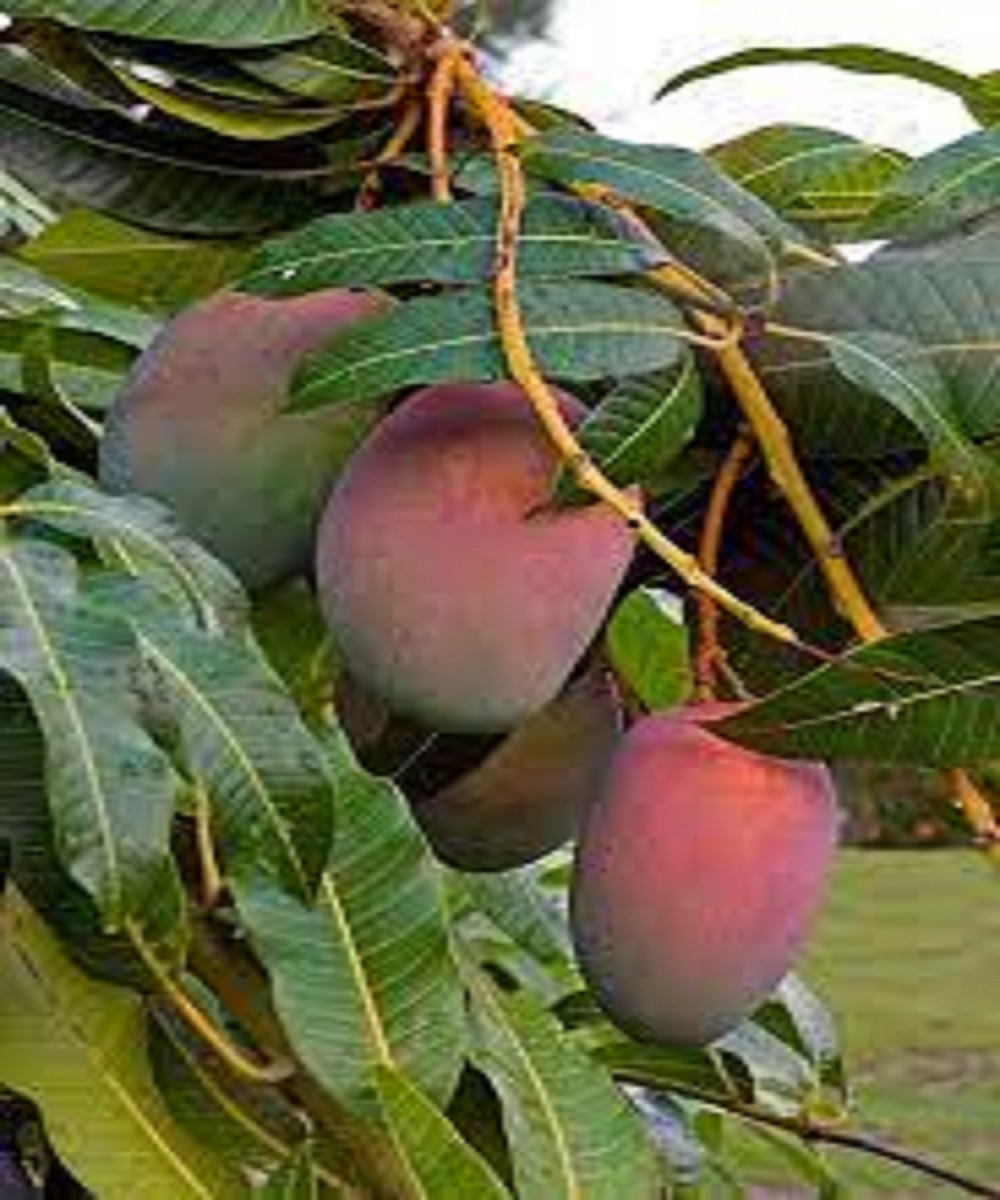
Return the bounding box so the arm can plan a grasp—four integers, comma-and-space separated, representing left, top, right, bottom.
499, 0, 991, 153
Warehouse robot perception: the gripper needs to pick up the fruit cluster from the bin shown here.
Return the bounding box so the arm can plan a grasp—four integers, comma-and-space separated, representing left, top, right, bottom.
100, 287, 839, 1049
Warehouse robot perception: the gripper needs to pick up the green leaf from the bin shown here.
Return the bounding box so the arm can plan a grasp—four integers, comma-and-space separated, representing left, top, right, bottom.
1, 1, 331, 48
150, 1007, 309, 1178
20, 209, 251, 311
864, 128, 1000, 241
119, 599, 335, 899
0, 314, 137, 411
560, 357, 703, 501
0, 81, 338, 236
7, 479, 249, 634
233, 30, 396, 103
709, 124, 907, 237
0, 676, 176, 982
605, 587, 691, 711
243, 193, 662, 295
715, 615, 1000, 765
375, 1066, 512, 1200
467, 969, 659, 1200
762, 252, 1000, 451
0, 887, 247, 1200
0, 537, 183, 932
99, 57, 344, 141
656, 43, 982, 108
234, 733, 465, 1117
290, 281, 686, 412
824, 330, 1000, 494
451, 867, 573, 968
522, 128, 786, 257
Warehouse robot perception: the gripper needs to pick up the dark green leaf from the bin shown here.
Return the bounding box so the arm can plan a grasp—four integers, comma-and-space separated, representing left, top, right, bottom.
656, 43, 981, 108
2, 1, 331, 48
375, 1066, 512, 1200
0, 81, 338, 236
762, 252, 1000, 450
234, 733, 465, 1117
242, 194, 663, 295
864, 128, 1000, 241
560, 357, 702, 500
290, 281, 686, 412
0, 537, 182, 931
715, 615, 1000, 765
7, 479, 249, 634
233, 30, 395, 103
522, 128, 787, 256
123, 603, 335, 898
605, 586, 691, 711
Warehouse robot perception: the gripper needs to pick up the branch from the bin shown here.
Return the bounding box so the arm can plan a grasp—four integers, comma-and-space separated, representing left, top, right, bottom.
695, 431, 755, 699
450, 54, 806, 655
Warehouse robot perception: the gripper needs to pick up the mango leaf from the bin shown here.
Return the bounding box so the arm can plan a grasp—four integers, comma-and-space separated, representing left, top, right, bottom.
234, 733, 465, 1117
825, 331, 1000, 494
0, 887, 247, 1200
233, 30, 396, 104
592, 1038, 742, 1109
6, 479, 249, 634
0, 315, 137, 411
1, 168, 55, 240
605, 586, 691, 711
450, 867, 573, 967
709, 124, 907, 237
150, 1006, 309, 1177
656, 43, 982, 109
864, 128, 1000, 241
844, 470, 1000, 612
761, 252, 1000, 451
714, 614, 1000, 765
0, 1, 331, 48
112, 594, 335, 899
99, 62, 342, 141
20, 209, 250, 311
0, 82, 337, 236
375, 1066, 512, 1200
251, 579, 335, 721
759, 975, 846, 1104
0, 537, 183, 932
714, 1022, 816, 1118
466, 968, 660, 1200
558, 356, 703, 502
290, 281, 686, 412
0, 676, 180, 981
0, 38, 131, 114
242, 193, 663, 295
521, 128, 787, 256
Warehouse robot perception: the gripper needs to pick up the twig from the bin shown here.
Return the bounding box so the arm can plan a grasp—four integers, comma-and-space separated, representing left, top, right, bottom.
426, 45, 459, 202
695, 432, 755, 699
618, 1068, 1000, 1198
450, 55, 805, 654
126, 921, 293, 1086
357, 97, 424, 209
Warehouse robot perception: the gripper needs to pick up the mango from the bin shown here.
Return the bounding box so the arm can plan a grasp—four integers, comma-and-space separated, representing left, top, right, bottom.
315, 381, 635, 732
99, 287, 388, 588
412, 667, 623, 871
571, 704, 839, 1046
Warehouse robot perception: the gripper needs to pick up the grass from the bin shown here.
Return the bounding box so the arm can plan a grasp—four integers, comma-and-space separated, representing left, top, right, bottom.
729, 850, 1000, 1197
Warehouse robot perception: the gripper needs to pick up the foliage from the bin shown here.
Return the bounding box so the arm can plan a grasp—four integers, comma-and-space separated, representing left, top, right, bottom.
0, 4, 997, 1199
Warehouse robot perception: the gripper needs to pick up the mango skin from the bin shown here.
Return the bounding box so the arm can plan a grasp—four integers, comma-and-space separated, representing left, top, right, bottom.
571, 705, 839, 1047
412, 667, 623, 871
315, 381, 636, 732
99, 287, 388, 589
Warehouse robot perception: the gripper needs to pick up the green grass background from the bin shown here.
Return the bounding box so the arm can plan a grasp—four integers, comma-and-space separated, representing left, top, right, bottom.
730, 850, 1000, 1197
